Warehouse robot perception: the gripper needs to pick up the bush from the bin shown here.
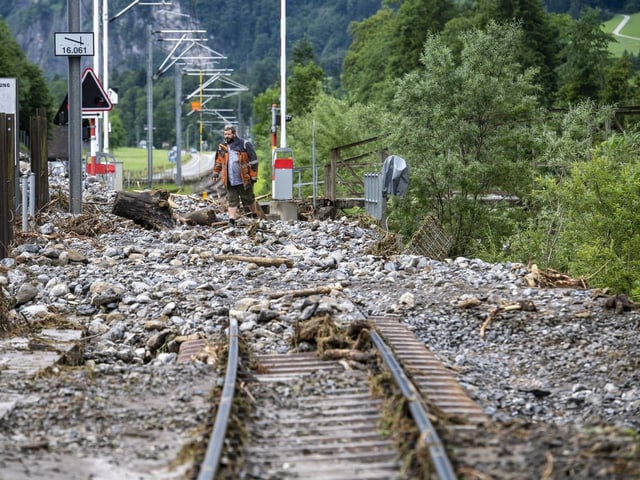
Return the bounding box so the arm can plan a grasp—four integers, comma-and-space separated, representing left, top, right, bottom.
506, 132, 640, 298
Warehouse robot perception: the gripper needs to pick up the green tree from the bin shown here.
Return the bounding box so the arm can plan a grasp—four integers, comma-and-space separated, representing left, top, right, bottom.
556, 134, 640, 296
503, 101, 616, 266
384, 0, 456, 79
252, 85, 280, 137
152, 76, 177, 148
385, 21, 542, 256
288, 38, 326, 116
511, 127, 640, 297
534, 100, 615, 174
292, 36, 316, 65
108, 110, 127, 150
342, 8, 396, 104
110, 68, 146, 147
555, 8, 612, 106
342, 0, 456, 105
0, 19, 52, 131
288, 62, 326, 116
493, 0, 561, 106
441, 0, 561, 106
601, 52, 635, 105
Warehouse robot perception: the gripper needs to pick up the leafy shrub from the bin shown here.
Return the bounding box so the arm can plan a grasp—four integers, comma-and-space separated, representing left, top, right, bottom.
506, 131, 640, 298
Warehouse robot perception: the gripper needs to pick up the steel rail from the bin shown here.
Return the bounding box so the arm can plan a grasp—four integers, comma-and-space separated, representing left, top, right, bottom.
370, 329, 457, 480
197, 317, 238, 480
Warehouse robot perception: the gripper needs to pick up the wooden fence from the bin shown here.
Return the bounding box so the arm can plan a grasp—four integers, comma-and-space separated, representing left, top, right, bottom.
324, 136, 387, 206
0, 113, 16, 259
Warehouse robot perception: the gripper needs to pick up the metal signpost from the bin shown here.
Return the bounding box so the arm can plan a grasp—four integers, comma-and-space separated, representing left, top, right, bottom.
56, 0, 94, 213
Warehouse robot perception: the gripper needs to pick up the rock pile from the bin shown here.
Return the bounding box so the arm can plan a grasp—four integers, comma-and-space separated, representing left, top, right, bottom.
0, 179, 637, 479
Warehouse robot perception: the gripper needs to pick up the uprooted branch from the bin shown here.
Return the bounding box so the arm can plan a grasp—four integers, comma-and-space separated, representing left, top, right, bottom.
480, 300, 536, 338
213, 254, 294, 268
267, 283, 344, 299
524, 264, 586, 289
320, 349, 377, 362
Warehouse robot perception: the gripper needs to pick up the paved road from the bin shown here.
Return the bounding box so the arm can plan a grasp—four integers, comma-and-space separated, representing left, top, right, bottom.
154, 152, 214, 182
612, 14, 640, 40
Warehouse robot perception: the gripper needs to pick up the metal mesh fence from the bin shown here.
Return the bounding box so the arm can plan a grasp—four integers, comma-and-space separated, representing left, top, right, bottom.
404, 215, 452, 260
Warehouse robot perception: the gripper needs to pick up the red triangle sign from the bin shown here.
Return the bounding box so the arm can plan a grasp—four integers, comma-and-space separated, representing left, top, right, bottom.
81, 67, 112, 112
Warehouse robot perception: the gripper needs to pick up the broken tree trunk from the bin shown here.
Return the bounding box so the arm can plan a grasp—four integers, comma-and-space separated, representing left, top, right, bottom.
180, 206, 219, 226
112, 190, 175, 230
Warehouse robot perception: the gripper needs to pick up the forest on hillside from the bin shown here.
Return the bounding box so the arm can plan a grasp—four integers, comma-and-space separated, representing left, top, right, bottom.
4, 0, 640, 154
5, 0, 640, 298
546, 0, 629, 14
0, 0, 635, 93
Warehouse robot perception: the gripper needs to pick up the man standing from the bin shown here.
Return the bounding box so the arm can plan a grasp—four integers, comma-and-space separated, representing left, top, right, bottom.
212, 125, 260, 226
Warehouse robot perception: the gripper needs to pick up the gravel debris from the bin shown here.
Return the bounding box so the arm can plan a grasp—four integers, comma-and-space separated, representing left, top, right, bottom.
0, 180, 638, 479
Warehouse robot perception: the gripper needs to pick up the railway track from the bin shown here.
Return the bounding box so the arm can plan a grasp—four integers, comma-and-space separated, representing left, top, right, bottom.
188, 310, 491, 479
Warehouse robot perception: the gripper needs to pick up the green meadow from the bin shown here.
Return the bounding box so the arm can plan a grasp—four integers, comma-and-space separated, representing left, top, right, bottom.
109, 147, 176, 174
106, 147, 197, 192
603, 13, 640, 56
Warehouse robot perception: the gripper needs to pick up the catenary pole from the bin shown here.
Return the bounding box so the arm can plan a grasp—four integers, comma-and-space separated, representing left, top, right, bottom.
175, 64, 182, 186
68, 0, 82, 213
280, 0, 286, 148
92, 0, 101, 152
102, 0, 109, 152
147, 24, 153, 189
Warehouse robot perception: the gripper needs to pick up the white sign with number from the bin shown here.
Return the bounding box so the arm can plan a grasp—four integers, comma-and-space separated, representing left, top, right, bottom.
54, 32, 95, 57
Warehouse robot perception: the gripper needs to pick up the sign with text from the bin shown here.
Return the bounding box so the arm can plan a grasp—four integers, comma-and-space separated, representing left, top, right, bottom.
54, 32, 94, 57
0, 78, 17, 114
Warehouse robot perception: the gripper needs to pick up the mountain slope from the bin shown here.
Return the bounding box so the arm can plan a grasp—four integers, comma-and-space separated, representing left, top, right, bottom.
2, 0, 381, 95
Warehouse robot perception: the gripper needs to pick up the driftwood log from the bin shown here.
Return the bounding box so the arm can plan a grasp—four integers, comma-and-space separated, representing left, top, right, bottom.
320, 349, 376, 362
112, 190, 175, 230
181, 206, 219, 226
267, 283, 344, 299
524, 264, 587, 289
213, 254, 293, 268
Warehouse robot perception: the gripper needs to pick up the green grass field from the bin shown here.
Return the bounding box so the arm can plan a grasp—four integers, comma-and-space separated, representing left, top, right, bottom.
109, 146, 177, 174
603, 14, 640, 57
106, 147, 198, 193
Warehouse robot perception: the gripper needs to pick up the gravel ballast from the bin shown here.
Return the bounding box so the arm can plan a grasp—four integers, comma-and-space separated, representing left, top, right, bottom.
0, 182, 637, 479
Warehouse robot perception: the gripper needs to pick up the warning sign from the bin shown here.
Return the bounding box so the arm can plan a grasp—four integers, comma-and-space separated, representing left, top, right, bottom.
53, 68, 113, 124
81, 67, 112, 112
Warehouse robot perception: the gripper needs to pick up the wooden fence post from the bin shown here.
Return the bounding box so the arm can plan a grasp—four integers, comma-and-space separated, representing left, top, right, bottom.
0, 113, 16, 259
30, 107, 49, 211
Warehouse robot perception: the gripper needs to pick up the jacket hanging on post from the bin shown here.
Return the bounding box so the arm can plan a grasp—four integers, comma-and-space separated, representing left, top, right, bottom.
382, 155, 409, 197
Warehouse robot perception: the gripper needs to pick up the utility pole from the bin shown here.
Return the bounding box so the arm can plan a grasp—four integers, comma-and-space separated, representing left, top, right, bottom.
147, 24, 153, 189
280, 0, 287, 149
175, 64, 182, 186
151, 21, 209, 186
104, 0, 168, 156
102, 0, 109, 152
68, 0, 82, 213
